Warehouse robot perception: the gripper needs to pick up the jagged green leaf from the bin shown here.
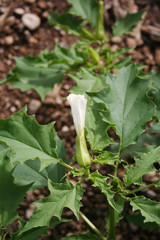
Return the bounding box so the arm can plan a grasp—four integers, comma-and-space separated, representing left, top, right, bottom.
113, 56, 132, 69
0, 147, 31, 229
93, 151, 118, 166
113, 11, 144, 37
126, 214, 159, 230
86, 100, 113, 151
53, 43, 88, 64
89, 171, 120, 212
13, 159, 48, 190
12, 218, 70, 240
149, 70, 160, 119
2, 43, 90, 100
48, 11, 83, 35
87, 64, 155, 152
2, 56, 70, 100
124, 146, 160, 186
69, 68, 107, 94
67, 0, 99, 28
13, 136, 69, 191
0, 107, 61, 170
121, 132, 157, 158
130, 196, 160, 225
18, 181, 84, 235
149, 122, 160, 133
60, 231, 99, 239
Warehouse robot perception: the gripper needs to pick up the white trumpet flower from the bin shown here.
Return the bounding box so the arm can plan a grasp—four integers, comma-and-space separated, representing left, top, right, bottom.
67, 94, 87, 136
67, 94, 91, 167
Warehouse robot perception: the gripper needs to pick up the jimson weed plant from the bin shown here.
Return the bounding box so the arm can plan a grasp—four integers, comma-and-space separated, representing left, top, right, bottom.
1, 0, 160, 239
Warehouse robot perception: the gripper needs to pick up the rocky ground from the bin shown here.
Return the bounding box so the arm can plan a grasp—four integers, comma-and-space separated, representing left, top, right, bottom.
1, 0, 160, 239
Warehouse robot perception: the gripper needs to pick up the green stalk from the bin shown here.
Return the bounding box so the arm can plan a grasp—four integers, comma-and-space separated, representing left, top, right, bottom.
107, 205, 116, 240
113, 151, 121, 177
79, 211, 106, 240
59, 160, 74, 170
125, 183, 155, 196
0, 228, 2, 240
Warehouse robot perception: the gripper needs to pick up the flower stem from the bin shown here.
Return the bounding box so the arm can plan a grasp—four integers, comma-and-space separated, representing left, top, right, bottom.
108, 205, 116, 240
59, 160, 74, 170
125, 183, 155, 195
79, 211, 106, 240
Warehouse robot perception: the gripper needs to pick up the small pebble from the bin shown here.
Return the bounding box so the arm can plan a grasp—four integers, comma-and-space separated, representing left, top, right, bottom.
62, 125, 69, 133
0, 62, 6, 72
55, 96, 62, 105
0, 48, 4, 54
28, 99, 42, 114
147, 190, 156, 199
111, 36, 122, 44
22, 13, 41, 30
10, 106, 17, 113
4, 36, 14, 45
14, 8, 25, 15
126, 37, 137, 47
25, 0, 36, 3
29, 36, 38, 44
25, 205, 36, 219
6, 16, 16, 26
38, 1, 47, 9
155, 48, 160, 65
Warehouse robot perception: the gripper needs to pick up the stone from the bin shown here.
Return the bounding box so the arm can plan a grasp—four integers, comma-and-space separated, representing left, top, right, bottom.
10, 106, 17, 113
126, 37, 137, 47
6, 16, 16, 26
38, 1, 47, 9
14, 8, 25, 15
0, 62, 6, 72
22, 13, 41, 30
42, 11, 48, 18
25, 204, 36, 219
155, 48, 160, 65
28, 99, 42, 114
25, 0, 36, 3
0, 48, 4, 54
111, 36, 122, 44
62, 125, 69, 133
29, 36, 38, 44
4, 36, 14, 45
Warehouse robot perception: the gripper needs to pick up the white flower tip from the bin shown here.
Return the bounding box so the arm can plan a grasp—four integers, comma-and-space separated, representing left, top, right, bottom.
67, 94, 87, 135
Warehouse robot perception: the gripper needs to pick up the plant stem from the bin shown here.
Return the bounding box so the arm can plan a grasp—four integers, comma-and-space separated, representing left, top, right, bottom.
113, 151, 120, 177
79, 211, 106, 240
125, 183, 155, 195
108, 205, 116, 240
58, 160, 74, 170
113, 161, 119, 177
0, 228, 2, 240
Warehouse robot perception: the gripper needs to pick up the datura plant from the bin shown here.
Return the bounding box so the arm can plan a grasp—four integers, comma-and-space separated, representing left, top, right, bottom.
1, 64, 160, 240
1, 0, 145, 100
1, 1, 160, 240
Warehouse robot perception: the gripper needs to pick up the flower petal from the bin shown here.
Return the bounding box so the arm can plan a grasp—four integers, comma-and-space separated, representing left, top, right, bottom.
67, 94, 87, 136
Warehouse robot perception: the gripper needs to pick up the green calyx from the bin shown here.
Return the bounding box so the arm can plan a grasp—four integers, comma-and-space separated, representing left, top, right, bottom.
76, 134, 91, 167
81, 27, 95, 40
89, 47, 100, 64
95, 1, 105, 40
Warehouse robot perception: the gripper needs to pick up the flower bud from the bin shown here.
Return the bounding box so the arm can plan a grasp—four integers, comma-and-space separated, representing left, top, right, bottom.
67, 94, 91, 167
81, 27, 95, 40
67, 94, 87, 136
89, 47, 100, 64
95, 1, 105, 40
76, 134, 91, 167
